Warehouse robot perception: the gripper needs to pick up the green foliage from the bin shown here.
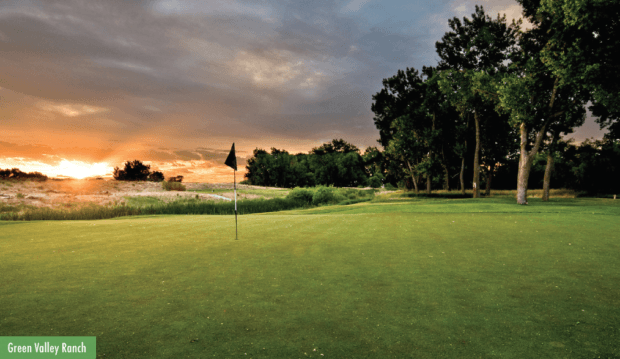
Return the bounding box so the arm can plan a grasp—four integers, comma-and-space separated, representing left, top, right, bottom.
311, 186, 338, 206
0, 204, 141, 221
308, 186, 374, 206
16, 193, 25, 199
0, 203, 20, 213
286, 187, 314, 205
162, 181, 186, 191
535, 0, 620, 134
367, 176, 383, 188
244, 140, 367, 188
384, 183, 397, 190
123, 196, 163, 207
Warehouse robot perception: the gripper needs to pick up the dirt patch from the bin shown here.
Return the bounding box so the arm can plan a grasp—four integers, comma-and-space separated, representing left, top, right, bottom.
0, 180, 268, 209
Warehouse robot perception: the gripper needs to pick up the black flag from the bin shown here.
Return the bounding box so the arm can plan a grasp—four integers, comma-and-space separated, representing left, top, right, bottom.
225, 143, 237, 171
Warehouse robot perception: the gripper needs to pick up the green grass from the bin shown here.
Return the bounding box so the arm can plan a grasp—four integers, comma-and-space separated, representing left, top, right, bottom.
124, 196, 164, 207
1, 199, 619, 358
189, 187, 290, 199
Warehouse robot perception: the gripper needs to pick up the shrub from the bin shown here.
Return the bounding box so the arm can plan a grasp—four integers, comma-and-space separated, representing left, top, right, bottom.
113, 160, 151, 181
368, 176, 382, 188
16, 193, 25, 199
148, 171, 165, 182
162, 181, 186, 191
312, 187, 345, 205
286, 187, 314, 205
384, 183, 397, 190
167, 175, 184, 182
0, 168, 48, 181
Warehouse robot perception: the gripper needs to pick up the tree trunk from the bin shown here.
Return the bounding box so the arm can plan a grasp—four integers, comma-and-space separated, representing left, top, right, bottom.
472, 110, 481, 198
485, 163, 495, 197
406, 159, 419, 194
516, 122, 548, 204
441, 145, 449, 191
427, 111, 436, 195
516, 78, 559, 205
426, 174, 431, 194
460, 156, 465, 195
542, 132, 558, 202
516, 153, 533, 205
542, 151, 554, 202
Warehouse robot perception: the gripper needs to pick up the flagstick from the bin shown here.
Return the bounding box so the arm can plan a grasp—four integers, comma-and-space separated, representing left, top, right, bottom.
234, 169, 238, 240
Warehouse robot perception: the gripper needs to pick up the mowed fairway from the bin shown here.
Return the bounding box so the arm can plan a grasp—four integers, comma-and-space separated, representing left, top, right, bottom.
1, 198, 619, 358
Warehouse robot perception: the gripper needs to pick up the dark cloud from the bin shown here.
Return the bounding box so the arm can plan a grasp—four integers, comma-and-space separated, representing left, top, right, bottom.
173, 150, 201, 161
0, 0, 607, 178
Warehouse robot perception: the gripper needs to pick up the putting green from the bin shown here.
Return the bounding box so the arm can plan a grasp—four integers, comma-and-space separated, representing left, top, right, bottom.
1, 199, 619, 358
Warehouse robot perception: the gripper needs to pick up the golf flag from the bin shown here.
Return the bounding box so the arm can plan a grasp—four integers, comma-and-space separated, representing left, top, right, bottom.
225, 143, 237, 171
225, 143, 238, 240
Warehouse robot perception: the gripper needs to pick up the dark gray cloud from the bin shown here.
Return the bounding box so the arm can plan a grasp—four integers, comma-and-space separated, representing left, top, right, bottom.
0, 0, 605, 175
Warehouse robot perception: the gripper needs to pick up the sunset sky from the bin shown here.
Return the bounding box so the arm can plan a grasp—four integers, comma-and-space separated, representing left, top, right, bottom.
0, 0, 607, 182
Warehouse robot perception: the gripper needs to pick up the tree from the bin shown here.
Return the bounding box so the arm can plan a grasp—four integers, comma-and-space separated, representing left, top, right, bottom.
436, 6, 520, 198
487, 0, 610, 204
244, 140, 368, 188
372, 68, 429, 192
477, 103, 518, 196
244, 149, 272, 186
312, 139, 360, 155
310, 139, 366, 187
113, 160, 151, 181
0, 168, 48, 181
148, 171, 165, 182
570, 138, 620, 195
533, 0, 620, 139
290, 153, 316, 188
363, 146, 385, 187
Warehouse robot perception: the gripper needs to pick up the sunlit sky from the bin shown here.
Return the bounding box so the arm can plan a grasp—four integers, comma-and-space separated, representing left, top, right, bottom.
0, 0, 607, 182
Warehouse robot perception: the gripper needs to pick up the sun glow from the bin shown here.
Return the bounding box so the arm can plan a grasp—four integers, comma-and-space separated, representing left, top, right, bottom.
50, 160, 112, 179
0, 159, 113, 179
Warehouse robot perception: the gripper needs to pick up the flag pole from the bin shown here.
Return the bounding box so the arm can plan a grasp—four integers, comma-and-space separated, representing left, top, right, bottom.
234, 169, 238, 240
224, 142, 238, 240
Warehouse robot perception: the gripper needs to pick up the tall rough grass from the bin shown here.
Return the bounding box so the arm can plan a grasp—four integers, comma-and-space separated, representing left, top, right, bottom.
162, 181, 186, 191
0, 187, 377, 221
0, 197, 311, 221
0, 205, 140, 221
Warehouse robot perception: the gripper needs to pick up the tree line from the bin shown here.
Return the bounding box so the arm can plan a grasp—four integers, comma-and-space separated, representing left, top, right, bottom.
244, 1, 619, 201
243, 139, 384, 188
371, 1, 619, 203
0, 168, 48, 181
113, 160, 168, 182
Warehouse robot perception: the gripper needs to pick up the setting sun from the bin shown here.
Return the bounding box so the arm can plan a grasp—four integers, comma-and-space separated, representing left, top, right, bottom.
0, 159, 113, 180
51, 160, 112, 179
